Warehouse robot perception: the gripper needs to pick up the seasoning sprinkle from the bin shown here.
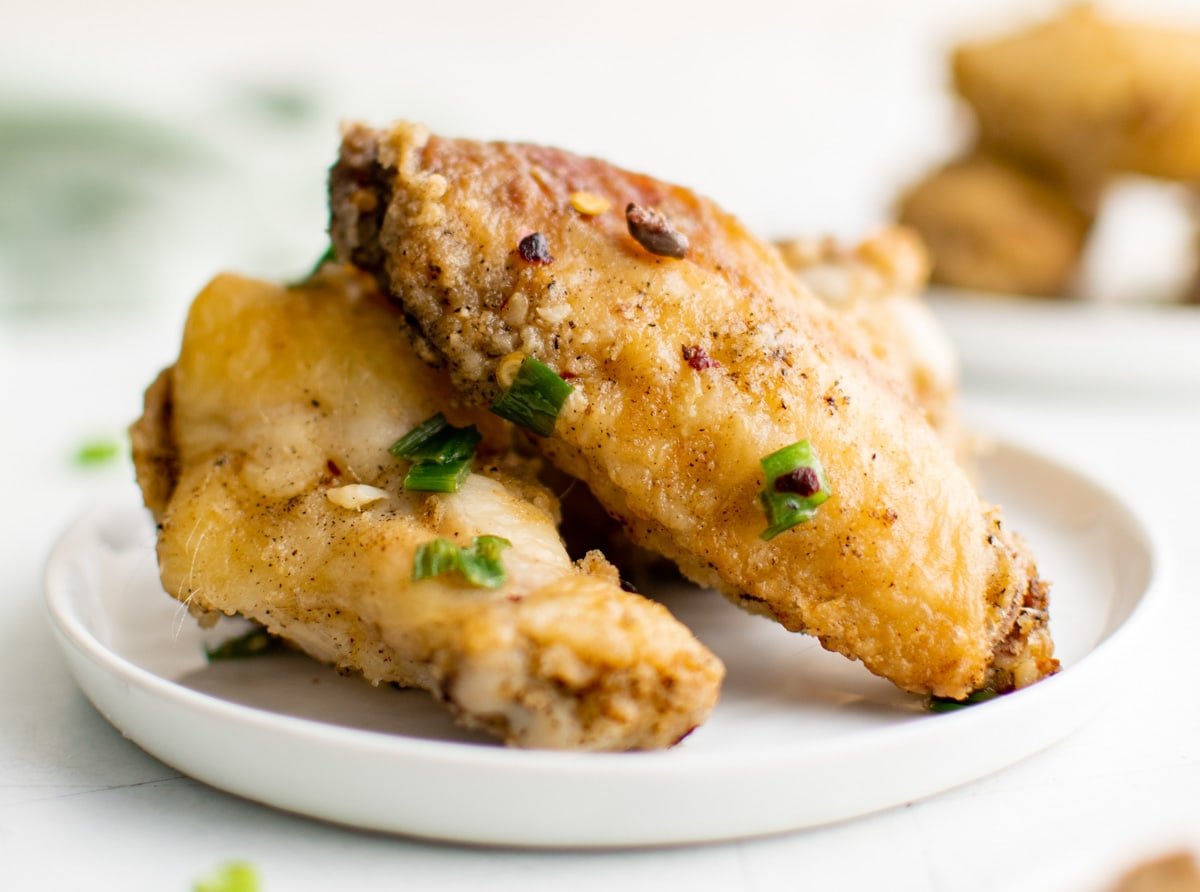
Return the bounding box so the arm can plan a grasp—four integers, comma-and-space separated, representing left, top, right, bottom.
569, 191, 611, 216
774, 466, 821, 497
518, 232, 554, 264
682, 344, 719, 371
625, 203, 689, 259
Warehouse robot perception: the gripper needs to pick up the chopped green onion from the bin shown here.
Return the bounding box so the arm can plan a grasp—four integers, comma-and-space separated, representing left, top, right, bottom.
287, 244, 336, 287
74, 438, 122, 467
194, 861, 261, 892
309, 243, 336, 272
402, 458, 472, 493
490, 356, 573, 437
928, 688, 1000, 713
389, 413, 481, 463
412, 535, 512, 589
758, 439, 830, 540
390, 413, 482, 493
204, 627, 279, 662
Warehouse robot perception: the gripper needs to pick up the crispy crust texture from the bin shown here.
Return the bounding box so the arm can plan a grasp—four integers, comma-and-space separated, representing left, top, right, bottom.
329, 122, 1058, 698
954, 6, 1200, 185
776, 226, 961, 441
897, 153, 1093, 296
131, 268, 722, 750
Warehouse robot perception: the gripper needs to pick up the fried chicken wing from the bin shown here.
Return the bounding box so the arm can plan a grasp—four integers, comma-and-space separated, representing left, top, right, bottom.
776, 226, 959, 438
130, 267, 722, 749
954, 6, 1200, 185
564, 227, 960, 580
896, 153, 1092, 296
329, 122, 1058, 698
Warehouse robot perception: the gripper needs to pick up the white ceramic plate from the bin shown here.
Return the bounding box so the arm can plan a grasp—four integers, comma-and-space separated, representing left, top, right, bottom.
927, 288, 1200, 395
45, 441, 1162, 847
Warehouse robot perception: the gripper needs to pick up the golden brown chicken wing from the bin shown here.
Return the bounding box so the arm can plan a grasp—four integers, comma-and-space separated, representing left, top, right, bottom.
776, 226, 960, 438
130, 266, 722, 749
954, 6, 1200, 185
896, 153, 1092, 296
328, 122, 1057, 699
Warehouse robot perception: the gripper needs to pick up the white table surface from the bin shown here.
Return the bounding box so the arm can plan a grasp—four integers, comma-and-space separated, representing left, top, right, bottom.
4, 1, 1200, 888
4, 295, 1200, 892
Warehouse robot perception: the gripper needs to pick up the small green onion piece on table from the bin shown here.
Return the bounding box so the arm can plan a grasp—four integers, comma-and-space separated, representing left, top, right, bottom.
928, 688, 1000, 713
390, 412, 482, 493
412, 535, 512, 589
74, 438, 122, 467
490, 356, 574, 437
758, 439, 831, 540
194, 861, 261, 892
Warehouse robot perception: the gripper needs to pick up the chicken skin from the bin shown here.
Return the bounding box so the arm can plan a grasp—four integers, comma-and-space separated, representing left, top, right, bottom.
565, 227, 961, 579
329, 122, 1058, 699
897, 153, 1094, 297
775, 226, 960, 440
130, 267, 722, 749
954, 6, 1200, 187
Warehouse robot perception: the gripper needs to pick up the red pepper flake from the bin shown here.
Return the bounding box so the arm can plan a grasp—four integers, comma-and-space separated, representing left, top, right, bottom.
682, 344, 719, 371
774, 466, 821, 497
326, 459, 342, 477
518, 232, 554, 265
626, 203, 689, 259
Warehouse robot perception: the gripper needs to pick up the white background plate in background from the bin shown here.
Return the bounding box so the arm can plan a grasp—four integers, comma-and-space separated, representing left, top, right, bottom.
44, 441, 1162, 847
928, 289, 1200, 395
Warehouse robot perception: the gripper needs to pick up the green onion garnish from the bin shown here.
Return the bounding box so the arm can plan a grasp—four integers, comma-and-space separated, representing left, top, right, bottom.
412, 535, 512, 589
194, 861, 261, 892
204, 627, 279, 662
490, 356, 574, 437
402, 458, 472, 493
309, 243, 336, 273
286, 244, 336, 288
390, 413, 481, 463
389, 413, 482, 493
928, 688, 1000, 712
74, 438, 122, 467
758, 439, 831, 540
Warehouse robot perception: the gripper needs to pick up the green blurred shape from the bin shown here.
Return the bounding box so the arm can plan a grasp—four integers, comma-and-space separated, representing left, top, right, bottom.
194, 861, 261, 892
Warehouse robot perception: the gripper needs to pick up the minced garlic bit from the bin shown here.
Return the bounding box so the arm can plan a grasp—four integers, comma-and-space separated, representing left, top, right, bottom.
326, 484, 389, 511
569, 191, 611, 216
496, 351, 527, 389
536, 304, 572, 324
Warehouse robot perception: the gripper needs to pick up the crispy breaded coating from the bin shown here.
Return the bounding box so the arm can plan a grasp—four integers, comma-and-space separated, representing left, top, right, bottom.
130, 267, 722, 750
776, 226, 959, 438
329, 122, 1058, 698
954, 6, 1200, 185
1111, 852, 1200, 892
897, 153, 1092, 296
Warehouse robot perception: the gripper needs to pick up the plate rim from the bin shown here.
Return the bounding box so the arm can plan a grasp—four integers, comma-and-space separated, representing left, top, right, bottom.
926, 287, 1200, 392
43, 437, 1170, 843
